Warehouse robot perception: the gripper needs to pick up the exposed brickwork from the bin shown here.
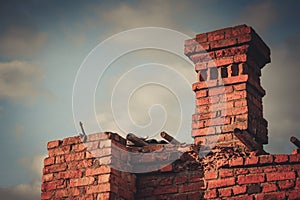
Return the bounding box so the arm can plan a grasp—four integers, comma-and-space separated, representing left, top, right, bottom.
185, 24, 270, 149
42, 25, 300, 199
42, 133, 136, 200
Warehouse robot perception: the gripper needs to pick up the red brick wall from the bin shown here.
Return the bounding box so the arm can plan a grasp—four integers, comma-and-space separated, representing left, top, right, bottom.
42, 135, 300, 200
202, 154, 300, 200
136, 171, 204, 199
42, 133, 136, 200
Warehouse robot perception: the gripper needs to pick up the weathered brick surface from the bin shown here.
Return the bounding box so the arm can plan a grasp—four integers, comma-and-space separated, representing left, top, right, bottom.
187, 24, 270, 148
42, 133, 136, 200
42, 25, 300, 200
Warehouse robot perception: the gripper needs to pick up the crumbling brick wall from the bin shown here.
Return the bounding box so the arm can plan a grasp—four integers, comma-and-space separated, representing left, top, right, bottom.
42, 134, 300, 200
41, 25, 300, 200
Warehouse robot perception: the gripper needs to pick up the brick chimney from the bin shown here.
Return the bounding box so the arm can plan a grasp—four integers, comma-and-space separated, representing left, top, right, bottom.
184, 25, 270, 150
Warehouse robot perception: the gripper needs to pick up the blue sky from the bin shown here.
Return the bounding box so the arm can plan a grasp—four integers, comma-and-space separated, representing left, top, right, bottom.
0, 0, 299, 199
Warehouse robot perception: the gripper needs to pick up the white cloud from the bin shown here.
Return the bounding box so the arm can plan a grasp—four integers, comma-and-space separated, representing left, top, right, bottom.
0, 26, 47, 58
18, 154, 46, 178
86, 0, 195, 36
0, 154, 45, 200
0, 61, 46, 101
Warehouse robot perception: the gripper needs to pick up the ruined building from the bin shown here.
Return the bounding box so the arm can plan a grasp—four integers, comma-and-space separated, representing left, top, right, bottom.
41, 25, 300, 200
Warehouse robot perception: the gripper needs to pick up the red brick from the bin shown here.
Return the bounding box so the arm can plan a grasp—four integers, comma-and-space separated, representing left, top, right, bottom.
263, 166, 277, 173
204, 189, 217, 199
233, 83, 247, 91
97, 192, 111, 200
215, 45, 249, 58
208, 57, 234, 67
224, 90, 247, 102
207, 177, 235, 189
57, 170, 82, 179
208, 31, 225, 41
245, 156, 259, 165
43, 163, 67, 174
235, 168, 249, 175
234, 54, 247, 63
222, 74, 249, 85
64, 152, 85, 162
256, 192, 286, 200
47, 140, 60, 149
232, 185, 247, 195
266, 171, 295, 181
229, 25, 251, 37
218, 188, 232, 197
237, 174, 265, 184
196, 96, 219, 105
55, 188, 80, 198
195, 90, 208, 98
41, 192, 53, 200
180, 182, 204, 192
274, 154, 289, 163
278, 180, 294, 190
229, 157, 244, 166
42, 173, 54, 182
48, 145, 71, 156
98, 174, 111, 184
154, 185, 178, 194
290, 154, 300, 162
86, 183, 111, 194
41, 181, 57, 191
195, 33, 208, 43
296, 178, 300, 189
262, 183, 277, 193
44, 157, 55, 166
70, 177, 95, 187
67, 159, 93, 169
259, 155, 273, 164
72, 143, 86, 152
289, 190, 300, 200
62, 136, 82, 146
210, 38, 237, 49
219, 169, 233, 178
192, 127, 215, 137
204, 171, 218, 180
85, 166, 111, 176
249, 168, 263, 174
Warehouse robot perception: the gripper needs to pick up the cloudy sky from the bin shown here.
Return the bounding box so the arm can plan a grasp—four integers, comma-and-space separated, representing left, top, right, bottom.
0, 0, 299, 199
